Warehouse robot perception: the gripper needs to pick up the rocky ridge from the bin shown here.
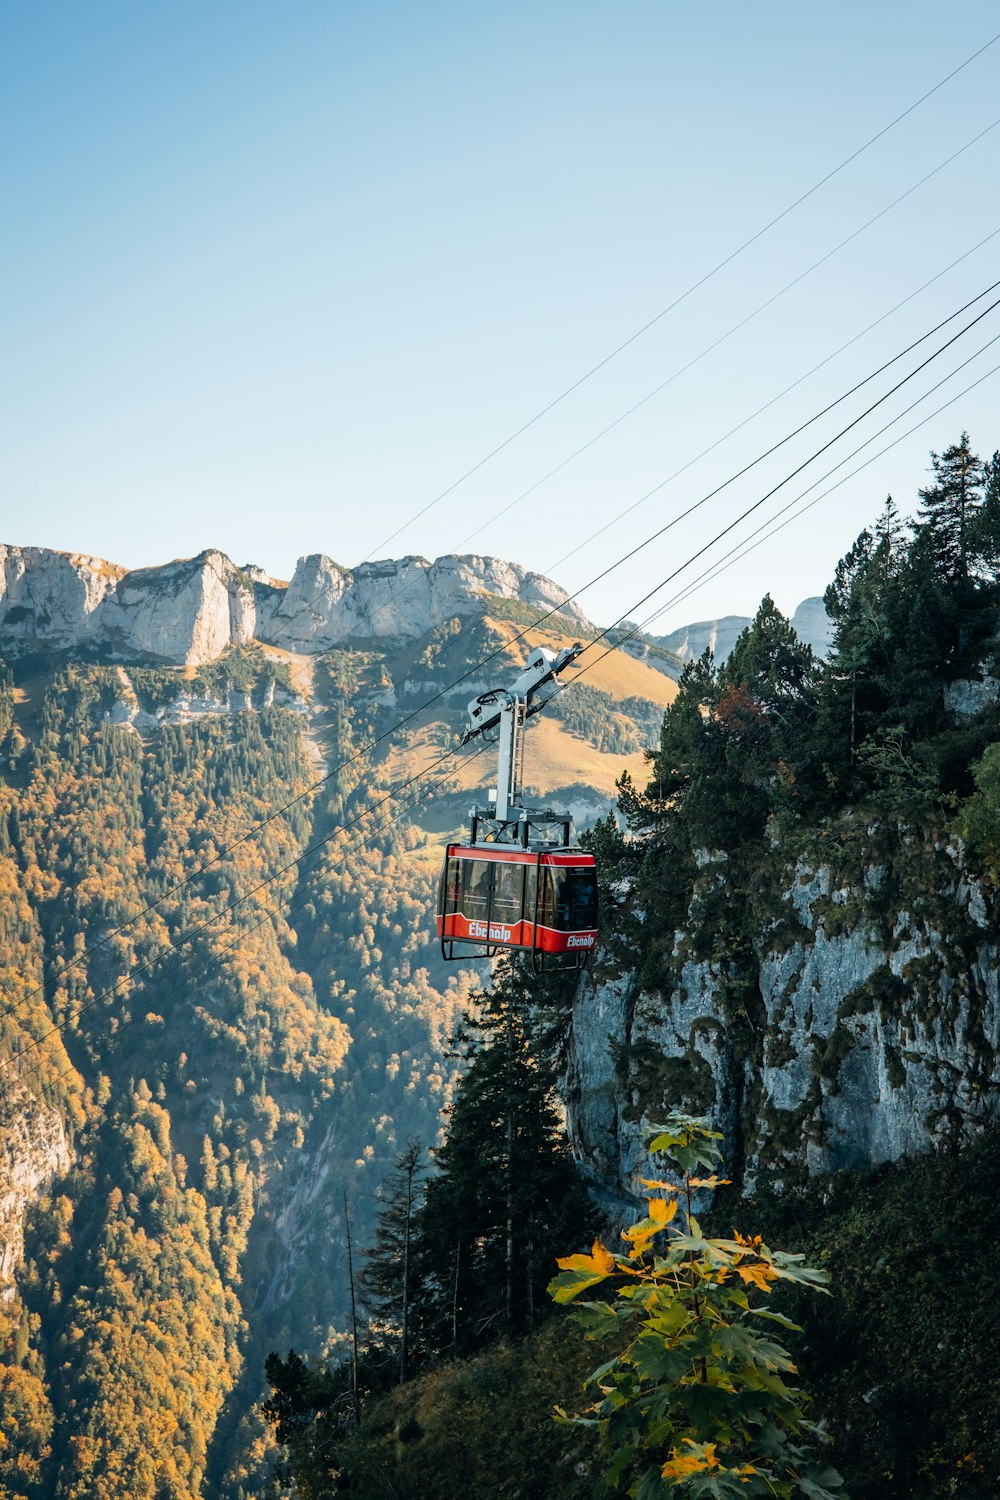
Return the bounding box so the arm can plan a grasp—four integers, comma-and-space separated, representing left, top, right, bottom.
0, 544, 592, 666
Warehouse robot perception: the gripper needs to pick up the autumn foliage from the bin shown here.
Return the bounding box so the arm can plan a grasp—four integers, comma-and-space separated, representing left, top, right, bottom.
550, 1113, 843, 1499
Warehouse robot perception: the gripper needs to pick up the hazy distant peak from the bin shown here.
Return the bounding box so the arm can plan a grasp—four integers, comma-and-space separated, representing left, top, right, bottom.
656, 596, 832, 665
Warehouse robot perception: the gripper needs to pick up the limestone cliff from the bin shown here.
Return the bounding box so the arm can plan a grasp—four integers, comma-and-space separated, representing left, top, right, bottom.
565, 835, 1000, 1207
0, 1079, 71, 1297
0, 543, 592, 666
257, 552, 593, 649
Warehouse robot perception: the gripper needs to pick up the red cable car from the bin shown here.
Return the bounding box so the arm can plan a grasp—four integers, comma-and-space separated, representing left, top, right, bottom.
437, 841, 597, 970
435, 644, 599, 972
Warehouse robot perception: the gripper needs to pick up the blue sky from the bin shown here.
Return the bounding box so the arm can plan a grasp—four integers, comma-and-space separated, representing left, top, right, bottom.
3, 2, 999, 633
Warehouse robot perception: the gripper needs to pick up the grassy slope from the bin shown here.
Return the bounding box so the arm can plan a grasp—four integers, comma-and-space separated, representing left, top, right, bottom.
381, 615, 676, 801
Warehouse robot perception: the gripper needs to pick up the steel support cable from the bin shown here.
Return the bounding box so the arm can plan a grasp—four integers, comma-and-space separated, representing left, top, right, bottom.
13, 281, 1000, 1012
552, 290, 1000, 665
5, 741, 492, 1091
12, 343, 1000, 1086
648, 327, 1000, 619
565, 344, 1000, 677
640, 359, 1000, 635
239, 226, 1000, 771
362, 35, 1000, 561
297, 166, 1000, 661
456, 129, 1000, 563
261, 84, 1000, 664
289, 182, 1000, 680
538, 227, 1000, 580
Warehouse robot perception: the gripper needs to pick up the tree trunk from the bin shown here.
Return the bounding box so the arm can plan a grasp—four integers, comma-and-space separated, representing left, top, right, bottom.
343, 1189, 361, 1428
400, 1157, 414, 1385
505, 1000, 515, 1333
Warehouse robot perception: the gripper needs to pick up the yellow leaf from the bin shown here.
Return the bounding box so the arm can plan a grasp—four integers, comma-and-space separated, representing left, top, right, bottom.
638, 1177, 681, 1193
661, 1441, 720, 1478
735, 1262, 778, 1292
648, 1197, 678, 1226
688, 1175, 731, 1189
556, 1239, 615, 1276
661, 1453, 705, 1478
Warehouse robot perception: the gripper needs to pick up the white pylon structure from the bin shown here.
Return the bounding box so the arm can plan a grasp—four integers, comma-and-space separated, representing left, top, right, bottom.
462, 642, 584, 845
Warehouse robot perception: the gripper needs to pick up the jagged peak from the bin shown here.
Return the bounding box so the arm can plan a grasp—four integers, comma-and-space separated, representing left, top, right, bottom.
0, 541, 592, 665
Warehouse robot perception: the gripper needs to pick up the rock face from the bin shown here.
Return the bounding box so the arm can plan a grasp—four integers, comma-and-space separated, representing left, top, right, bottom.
0, 544, 591, 666
790, 596, 834, 658
565, 843, 1000, 1206
0, 544, 125, 651
0, 1081, 71, 1298
0, 545, 256, 665
655, 596, 832, 665
256, 552, 592, 649
654, 614, 753, 666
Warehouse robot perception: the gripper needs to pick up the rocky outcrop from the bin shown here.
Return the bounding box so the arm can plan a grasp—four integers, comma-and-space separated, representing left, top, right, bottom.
0, 1080, 71, 1297
258, 552, 592, 647
790, 596, 834, 658
0, 544, 591, 666
0, 544, 125, 650
655, 596, 832, 665
100, 550, 258, 663
566, 843, 1000, 1205
654, 613, 753, 666
0, 545, 256, 666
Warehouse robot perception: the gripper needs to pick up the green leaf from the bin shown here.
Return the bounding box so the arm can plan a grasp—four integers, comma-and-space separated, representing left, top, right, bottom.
630, 1332, 692, 1384
747, 1308, 802, 1332
547, 1267, 612, 1304
570, 1300, 620, 1339
584, 1355, 623, 1389
798, 1466, 845, 1499
634, 1463, 670, 1500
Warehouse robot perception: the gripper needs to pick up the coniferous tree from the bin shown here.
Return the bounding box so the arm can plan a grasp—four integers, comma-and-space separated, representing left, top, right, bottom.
971, 448, 1000, 577
359, 1140, 425, 1385
411, 961, 592, 1358
645, 597, 816, 851
820, 499, 908, 779
917, 431, 983, 585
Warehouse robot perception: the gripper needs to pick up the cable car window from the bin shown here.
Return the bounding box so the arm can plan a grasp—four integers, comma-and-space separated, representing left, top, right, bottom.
462, 859, 492, 918
547, 867, 598, 931
567, 868, 597, 929
523, 865, 537, 918
536, 868, 555, 928
443, 858, 462, 914
492, 861, 523, 923
552, 870, 573, 930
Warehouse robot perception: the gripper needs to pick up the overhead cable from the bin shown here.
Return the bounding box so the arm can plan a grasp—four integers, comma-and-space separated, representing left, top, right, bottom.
14, 279, 1000, 1012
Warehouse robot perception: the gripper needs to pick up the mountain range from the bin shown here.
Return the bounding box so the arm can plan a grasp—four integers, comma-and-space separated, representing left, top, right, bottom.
0, 542, 830, 668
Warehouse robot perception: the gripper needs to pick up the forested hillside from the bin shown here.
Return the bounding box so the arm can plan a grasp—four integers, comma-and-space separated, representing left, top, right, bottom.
0, 573, 675, 1497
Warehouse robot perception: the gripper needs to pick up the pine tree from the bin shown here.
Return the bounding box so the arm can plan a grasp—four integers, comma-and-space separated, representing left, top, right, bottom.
917, 431, 983, 584
971, 448, 1000, 577
821, 500, 907, 773
411, 961, 592, 1358
359, 1141, 425, 1385
720, 592, 814, 712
